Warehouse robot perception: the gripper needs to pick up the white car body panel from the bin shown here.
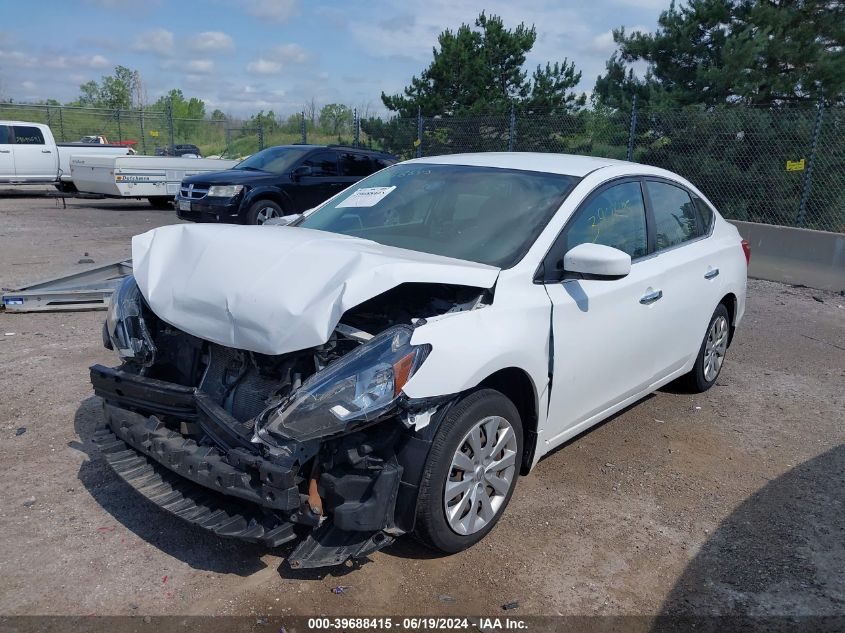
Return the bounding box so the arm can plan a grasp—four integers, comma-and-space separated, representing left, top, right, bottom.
132, 223, 499, 356
133, 153, 747, 472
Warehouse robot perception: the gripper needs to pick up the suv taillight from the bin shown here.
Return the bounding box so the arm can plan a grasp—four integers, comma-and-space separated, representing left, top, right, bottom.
741, 239, 751, 265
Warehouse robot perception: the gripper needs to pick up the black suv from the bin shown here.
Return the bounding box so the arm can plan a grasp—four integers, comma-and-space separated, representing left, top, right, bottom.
155, 143, 202, 157
176, 145, 398, 225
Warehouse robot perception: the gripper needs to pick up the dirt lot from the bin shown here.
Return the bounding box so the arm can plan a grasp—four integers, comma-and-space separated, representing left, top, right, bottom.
0, 195, 842, 618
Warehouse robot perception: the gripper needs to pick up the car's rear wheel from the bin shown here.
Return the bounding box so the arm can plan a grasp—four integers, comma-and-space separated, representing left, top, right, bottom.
246, 200, 283, 225
414, 389, 522, 553
682, 303, 731, 392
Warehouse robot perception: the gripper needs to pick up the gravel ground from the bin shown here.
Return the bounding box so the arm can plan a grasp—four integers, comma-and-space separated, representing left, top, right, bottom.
0, 195, 842, 618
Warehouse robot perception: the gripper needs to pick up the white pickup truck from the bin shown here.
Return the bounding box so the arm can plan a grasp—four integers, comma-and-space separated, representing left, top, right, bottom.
0, 121, 130, 190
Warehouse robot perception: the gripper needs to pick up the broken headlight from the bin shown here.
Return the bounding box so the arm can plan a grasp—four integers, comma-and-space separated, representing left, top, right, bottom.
104, 275, 156, 366
259, 325, 430, 442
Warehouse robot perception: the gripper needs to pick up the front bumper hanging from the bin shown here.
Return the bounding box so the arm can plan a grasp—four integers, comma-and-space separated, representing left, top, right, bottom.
89, 364, 407, 566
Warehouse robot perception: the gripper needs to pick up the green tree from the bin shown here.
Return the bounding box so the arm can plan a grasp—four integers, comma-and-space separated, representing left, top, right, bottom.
75, 66, 136, 109
319, 103, 352, 135
382, 12, 585, 116
153, 89, 206, 119
595, 0, 845, 108
210, 109, 226, 121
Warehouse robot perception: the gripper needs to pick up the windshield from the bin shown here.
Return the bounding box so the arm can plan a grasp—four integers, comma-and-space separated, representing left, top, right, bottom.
298, 163, 578, 268
234, 147, 311, 174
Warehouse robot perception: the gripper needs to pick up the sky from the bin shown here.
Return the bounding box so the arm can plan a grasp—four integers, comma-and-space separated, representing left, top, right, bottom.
0, 0, 666, 118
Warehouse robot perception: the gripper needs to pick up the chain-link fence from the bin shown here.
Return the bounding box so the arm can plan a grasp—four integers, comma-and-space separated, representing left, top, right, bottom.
2, 100, 843, 232
366, 101, 845, 234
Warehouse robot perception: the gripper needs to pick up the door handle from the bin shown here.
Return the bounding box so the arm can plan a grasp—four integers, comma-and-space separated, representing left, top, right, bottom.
0, 149, 10, 153
41, 149, 52, 153
640, 290, 663, 305
704, 268, 720, 279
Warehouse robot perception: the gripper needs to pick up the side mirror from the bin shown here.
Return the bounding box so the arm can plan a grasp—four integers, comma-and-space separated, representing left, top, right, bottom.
264, 213, 303, 227
562, 243, 631, 280
291, 165, 312, 181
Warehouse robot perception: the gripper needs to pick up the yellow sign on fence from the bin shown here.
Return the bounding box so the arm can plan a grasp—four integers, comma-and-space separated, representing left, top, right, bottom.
786, 158, 806, 172
149, 130, 160, 137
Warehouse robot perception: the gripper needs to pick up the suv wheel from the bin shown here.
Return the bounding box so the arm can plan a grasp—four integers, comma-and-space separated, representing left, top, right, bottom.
247, 200, 283, 225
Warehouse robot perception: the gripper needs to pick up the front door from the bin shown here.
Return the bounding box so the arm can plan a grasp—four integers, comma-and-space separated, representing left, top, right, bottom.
294, 150, 344, 210
542, 179, 665, 447
0, 125, 14, 180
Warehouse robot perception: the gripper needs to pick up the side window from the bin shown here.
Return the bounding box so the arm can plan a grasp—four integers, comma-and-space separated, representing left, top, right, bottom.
646, 181, 699, 250
563, 181, 648, 259
0, 125, 9, 144
303, 151, 339, 177
692, 196, 714, 234
339, 152, 372, 177
12, 126, 45, 145
373, 157, 393, 170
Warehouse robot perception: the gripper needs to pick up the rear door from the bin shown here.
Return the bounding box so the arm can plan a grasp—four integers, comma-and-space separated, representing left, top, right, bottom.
10, 125, 57, 180
0, 125, 14, 179
641, 179, 723, 378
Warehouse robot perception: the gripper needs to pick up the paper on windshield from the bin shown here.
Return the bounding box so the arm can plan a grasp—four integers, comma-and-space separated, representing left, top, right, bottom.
336, 186, 396, 208
132, 223, 500, 356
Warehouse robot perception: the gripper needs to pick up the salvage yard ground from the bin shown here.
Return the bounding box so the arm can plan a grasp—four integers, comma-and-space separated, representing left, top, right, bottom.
0, 194, 843, 617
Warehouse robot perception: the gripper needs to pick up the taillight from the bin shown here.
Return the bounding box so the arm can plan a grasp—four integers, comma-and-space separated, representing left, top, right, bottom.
741, 239, 751, 265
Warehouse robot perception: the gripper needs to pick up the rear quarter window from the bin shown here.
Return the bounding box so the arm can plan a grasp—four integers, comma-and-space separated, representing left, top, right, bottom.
0, 125, 9, 144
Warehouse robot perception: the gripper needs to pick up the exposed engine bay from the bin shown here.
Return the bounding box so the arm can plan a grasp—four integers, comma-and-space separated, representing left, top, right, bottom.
91, 276, 490, 568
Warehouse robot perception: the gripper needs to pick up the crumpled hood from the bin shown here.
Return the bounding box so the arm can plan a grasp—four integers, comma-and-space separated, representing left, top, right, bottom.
132, 224, 500, 355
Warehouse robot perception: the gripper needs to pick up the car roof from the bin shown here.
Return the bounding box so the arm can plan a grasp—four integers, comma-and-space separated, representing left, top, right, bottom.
402, 152, 640, 177
271, 144, 395, 157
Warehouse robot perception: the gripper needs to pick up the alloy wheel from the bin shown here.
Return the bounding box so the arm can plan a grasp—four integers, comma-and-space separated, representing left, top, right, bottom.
703, 315, 729, 382
444, 415, 518, 535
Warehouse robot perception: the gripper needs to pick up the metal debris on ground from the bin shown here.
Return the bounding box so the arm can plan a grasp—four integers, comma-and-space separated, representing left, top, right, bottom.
502, 601, 519, 610
15, 427, 26, 436
1, 258, 132, 312
331, 585, 350, 595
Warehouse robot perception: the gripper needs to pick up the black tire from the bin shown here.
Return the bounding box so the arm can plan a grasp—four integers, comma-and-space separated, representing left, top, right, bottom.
147, 196, 172, 209
680, 303, 731, 393
56, 181, 77, 193
414, 388, 523, 554
246, 199, 284, 225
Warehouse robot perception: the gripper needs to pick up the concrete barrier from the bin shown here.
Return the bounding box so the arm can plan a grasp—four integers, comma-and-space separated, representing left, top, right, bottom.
730, 220, 845, 292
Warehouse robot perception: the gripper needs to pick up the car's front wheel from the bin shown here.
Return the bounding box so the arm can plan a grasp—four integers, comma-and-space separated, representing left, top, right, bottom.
414, 388, 523, 553
682, 303, 731, 392
246, 200, 283, 225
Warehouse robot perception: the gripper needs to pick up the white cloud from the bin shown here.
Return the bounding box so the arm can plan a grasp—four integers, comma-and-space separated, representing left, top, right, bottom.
271, 43, 309, 63
189, 31, 234, 53
185, 59, 215, 73
241, 0, 298, 22
132, 28, 174, 56
589, 30, 617, 54
89, 54, 110, 68
0, 50, 36, 67
247, 58, 283, 75
21, 80, 36, 91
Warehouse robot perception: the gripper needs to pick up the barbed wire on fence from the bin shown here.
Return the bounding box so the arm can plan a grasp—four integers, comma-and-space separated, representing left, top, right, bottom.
1, 100, 842, 233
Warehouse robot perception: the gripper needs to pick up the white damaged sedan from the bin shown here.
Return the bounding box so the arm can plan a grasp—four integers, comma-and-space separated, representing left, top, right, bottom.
91, 153, 748, 567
